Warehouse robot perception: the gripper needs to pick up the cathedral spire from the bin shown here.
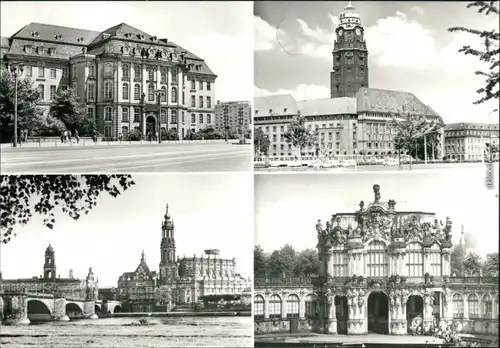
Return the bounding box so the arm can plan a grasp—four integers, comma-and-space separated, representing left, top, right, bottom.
141, 250, 145, 262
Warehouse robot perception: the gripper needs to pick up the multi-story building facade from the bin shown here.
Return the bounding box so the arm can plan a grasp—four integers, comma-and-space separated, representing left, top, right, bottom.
0, 244, 98, 301
214, 100, 252, 137
1, 22, 216, 140
117, 251, 157, 312
254, 2, 444, 160
444, 122, 499, 161
254, 185, 499, 337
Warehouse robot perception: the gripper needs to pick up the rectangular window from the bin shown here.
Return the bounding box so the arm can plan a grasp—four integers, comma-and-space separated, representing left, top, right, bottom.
49, 85, 56, 100
134, 65, 141, 80
122, 107, 129, 122
191, 113, 196, 124
72, 66, 77, 78
199, 96, 203, 108
148, 66, 155, 81
206, 82, 211, 91
104, 107, 112, 121
50, 68, 56, 79
87, 84, 95, 100
191, 95, 196, 107
134, 108, 140, 122
86, 107, 94, 118
89, 66, 95, 78
191, 80, 196, 90
199, 81, 203, 90
207, 114, 211, 123
160, 68, 167, 83
199, 114, 203, 123
38, 67, 45, 78
207, 96, 211, 109
104, 63, 113, 77
25, 65, 32, 77
62, 68, 68, 79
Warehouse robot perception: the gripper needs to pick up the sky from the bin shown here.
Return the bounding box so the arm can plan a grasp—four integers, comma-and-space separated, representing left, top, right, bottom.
254, 1, 500, 124
0, 174, 253, 287
0, 1, 253, 102
255, 168, 499, 257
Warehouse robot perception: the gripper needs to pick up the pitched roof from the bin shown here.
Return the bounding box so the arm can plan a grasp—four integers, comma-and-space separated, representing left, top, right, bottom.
12, 22, 100, 46
254, 94, 299, 117
90, 23, 153, 46
297, 97, 357, 117
444, 122, 499, 131
356, 87, 440, 118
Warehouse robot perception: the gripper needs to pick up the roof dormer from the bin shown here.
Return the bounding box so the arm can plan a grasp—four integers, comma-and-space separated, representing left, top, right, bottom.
54, 34, 63, 41
76, 37, 84, 43
31, 31, 39, 38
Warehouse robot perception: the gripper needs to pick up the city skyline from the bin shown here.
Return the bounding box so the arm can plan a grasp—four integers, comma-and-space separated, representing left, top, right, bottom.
1, 174, 253, 287
254, 1, 500, 124
0, 1, 253, 102
255, 170, 499, 256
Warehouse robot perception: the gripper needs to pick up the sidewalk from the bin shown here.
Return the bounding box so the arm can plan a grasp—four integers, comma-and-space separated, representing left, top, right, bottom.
1, 139, 230, 149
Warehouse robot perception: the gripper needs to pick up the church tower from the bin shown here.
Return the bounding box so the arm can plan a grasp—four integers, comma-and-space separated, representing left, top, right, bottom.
43, 244, 56, 281
330, 1, 369, 98
159, 204, 178, 285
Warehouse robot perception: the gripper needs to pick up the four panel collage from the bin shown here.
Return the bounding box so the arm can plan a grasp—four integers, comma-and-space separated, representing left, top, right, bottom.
0, 1, 498, 348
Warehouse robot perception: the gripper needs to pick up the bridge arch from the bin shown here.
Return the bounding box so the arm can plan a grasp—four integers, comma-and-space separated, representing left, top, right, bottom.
66, 302, 84, 319
27, 299, 52, 321
113, 305, 123, 313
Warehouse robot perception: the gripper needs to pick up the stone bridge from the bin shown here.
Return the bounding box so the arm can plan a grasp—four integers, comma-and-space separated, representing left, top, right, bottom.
0, 291, 106, 324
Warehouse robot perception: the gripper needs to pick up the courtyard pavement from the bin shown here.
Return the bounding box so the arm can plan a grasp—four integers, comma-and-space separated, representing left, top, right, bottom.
1, 141, 252, 173
255, 333, 445, 345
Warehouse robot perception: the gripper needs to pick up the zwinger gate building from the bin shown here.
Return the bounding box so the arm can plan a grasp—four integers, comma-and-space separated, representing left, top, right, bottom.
254, 185, 498, 336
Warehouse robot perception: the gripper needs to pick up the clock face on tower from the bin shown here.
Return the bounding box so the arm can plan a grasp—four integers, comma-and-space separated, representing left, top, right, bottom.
355, 28, 361, 36
338, 29, 343, 37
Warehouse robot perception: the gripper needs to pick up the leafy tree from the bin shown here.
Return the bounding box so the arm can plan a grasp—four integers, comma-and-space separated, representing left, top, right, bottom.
0, 175, 135, 244
283, 112, 317, 159
482, 252, 498, 277
293, 248, 319, 277
463, 252, 483, 276
30, 112, 66, 137
254, 127, 270, 157
49, 87, 93, 136
155, 285, 172, 305
267, 244, 297, 277
450, 245, 466, 276
0, 69, 44, 143
161, 128, 179, 141
449, 1, 499, 104
254, 245, 268, 277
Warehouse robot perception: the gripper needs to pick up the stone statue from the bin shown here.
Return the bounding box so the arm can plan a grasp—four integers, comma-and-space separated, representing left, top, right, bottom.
359, 201, 365, 211
140, 92, 146, 104
316, 219, 323, 234
373, 184, 381, 203
388, 199, 396, 210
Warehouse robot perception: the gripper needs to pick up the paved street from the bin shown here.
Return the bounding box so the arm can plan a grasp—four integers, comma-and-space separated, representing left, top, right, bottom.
1, 141, 252, 173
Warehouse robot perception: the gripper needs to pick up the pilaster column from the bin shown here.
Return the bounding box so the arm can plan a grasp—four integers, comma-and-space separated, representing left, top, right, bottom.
390, 289, 408, 335
326, 249, 333, 278
326, 292, 337, 334
422, 290, 435, 332
263, 297, 269, 319
299, 297, 306, 320
442, 288, 453, 323
463, 295, 469, 319
281, 293, 287, 319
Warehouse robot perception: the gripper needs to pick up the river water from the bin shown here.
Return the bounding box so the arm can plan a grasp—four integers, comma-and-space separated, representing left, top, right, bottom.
0, 316, 253, 347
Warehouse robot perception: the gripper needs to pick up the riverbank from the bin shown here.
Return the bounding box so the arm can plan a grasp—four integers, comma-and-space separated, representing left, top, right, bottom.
104, 311, 251, 318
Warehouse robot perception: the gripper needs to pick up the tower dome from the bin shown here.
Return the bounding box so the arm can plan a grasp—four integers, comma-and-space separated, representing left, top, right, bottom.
45, 244, 54, 253
338, 1, 362, 29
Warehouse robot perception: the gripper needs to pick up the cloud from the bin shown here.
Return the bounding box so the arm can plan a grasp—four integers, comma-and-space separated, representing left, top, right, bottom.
254, 15, 282, 52
410, 6, 425, 18
255, 84, 329, 101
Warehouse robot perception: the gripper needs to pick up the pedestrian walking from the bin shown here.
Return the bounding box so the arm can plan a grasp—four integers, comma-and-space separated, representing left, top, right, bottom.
75, 129, 80, 144
155, 131, 159, 142
63, 130, 68, 143
68, 130, 73, 144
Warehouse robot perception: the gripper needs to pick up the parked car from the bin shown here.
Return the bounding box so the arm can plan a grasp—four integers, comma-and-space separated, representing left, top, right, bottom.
383, 158, 399, 166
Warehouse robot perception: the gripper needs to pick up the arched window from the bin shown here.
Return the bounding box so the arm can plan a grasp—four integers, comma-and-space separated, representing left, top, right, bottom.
429, 243, 441, 276
406, 242, 423, 277
122, 83, 129, 100
482, 294, 492, 318
104, 82, 113, 99
305, 294, 317, 318
171, 109, 178, 124
122, 64, 129, 79
468, 294, 479, 318
148, 84, 155, 101
452, 293, 464, 318
171, 87, 178, 103
269, 294, 281, 319
332, 243, 347, 277
134, 84, 140, 100
286, 294, 299, 318
367, 240, 388, 277
254, 295, 264, 319
161, 86, 166, 102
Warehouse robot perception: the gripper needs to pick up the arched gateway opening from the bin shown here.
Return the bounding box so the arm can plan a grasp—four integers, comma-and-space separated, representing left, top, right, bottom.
335, 296, 349, 334
368, 292, 389, 334
406, 295, 424, 333
146, 115, 157, 137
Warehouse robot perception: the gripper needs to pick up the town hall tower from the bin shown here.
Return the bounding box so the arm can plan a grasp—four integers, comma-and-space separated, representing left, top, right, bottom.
330, 1, 369, 98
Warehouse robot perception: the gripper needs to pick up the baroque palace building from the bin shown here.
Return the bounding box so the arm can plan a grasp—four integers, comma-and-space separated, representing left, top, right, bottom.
254, 2, 444, 159
117, 205, 250, 311
0, 22, 216, 139
444, 122, 500, 161
254, 185, 498, 336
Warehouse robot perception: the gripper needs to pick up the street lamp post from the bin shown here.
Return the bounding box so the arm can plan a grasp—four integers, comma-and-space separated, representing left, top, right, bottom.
156, 90, 164, 144
353, 123, 358, 171
488, 109, 498, 163
10, 63, 25, 148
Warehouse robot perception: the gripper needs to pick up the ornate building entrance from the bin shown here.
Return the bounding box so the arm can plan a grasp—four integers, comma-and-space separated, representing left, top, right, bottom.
368, 291, 389, 334
146, 115, 157, 136
335, 296, 348, 334
407, 295, 424, 332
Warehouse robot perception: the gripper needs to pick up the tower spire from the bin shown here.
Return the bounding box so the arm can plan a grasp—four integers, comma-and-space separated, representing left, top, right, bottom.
141, 250, 145, 262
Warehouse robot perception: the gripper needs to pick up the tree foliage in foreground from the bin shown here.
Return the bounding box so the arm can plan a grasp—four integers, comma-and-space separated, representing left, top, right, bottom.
449, 1, 499, 104
49, 87, 96, 136
254, 127, 270, 156
283, 112, 317, 158
0, 175, 135, 244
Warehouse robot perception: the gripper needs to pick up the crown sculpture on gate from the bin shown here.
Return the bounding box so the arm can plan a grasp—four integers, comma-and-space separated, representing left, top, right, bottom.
316, 184, 453, 249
